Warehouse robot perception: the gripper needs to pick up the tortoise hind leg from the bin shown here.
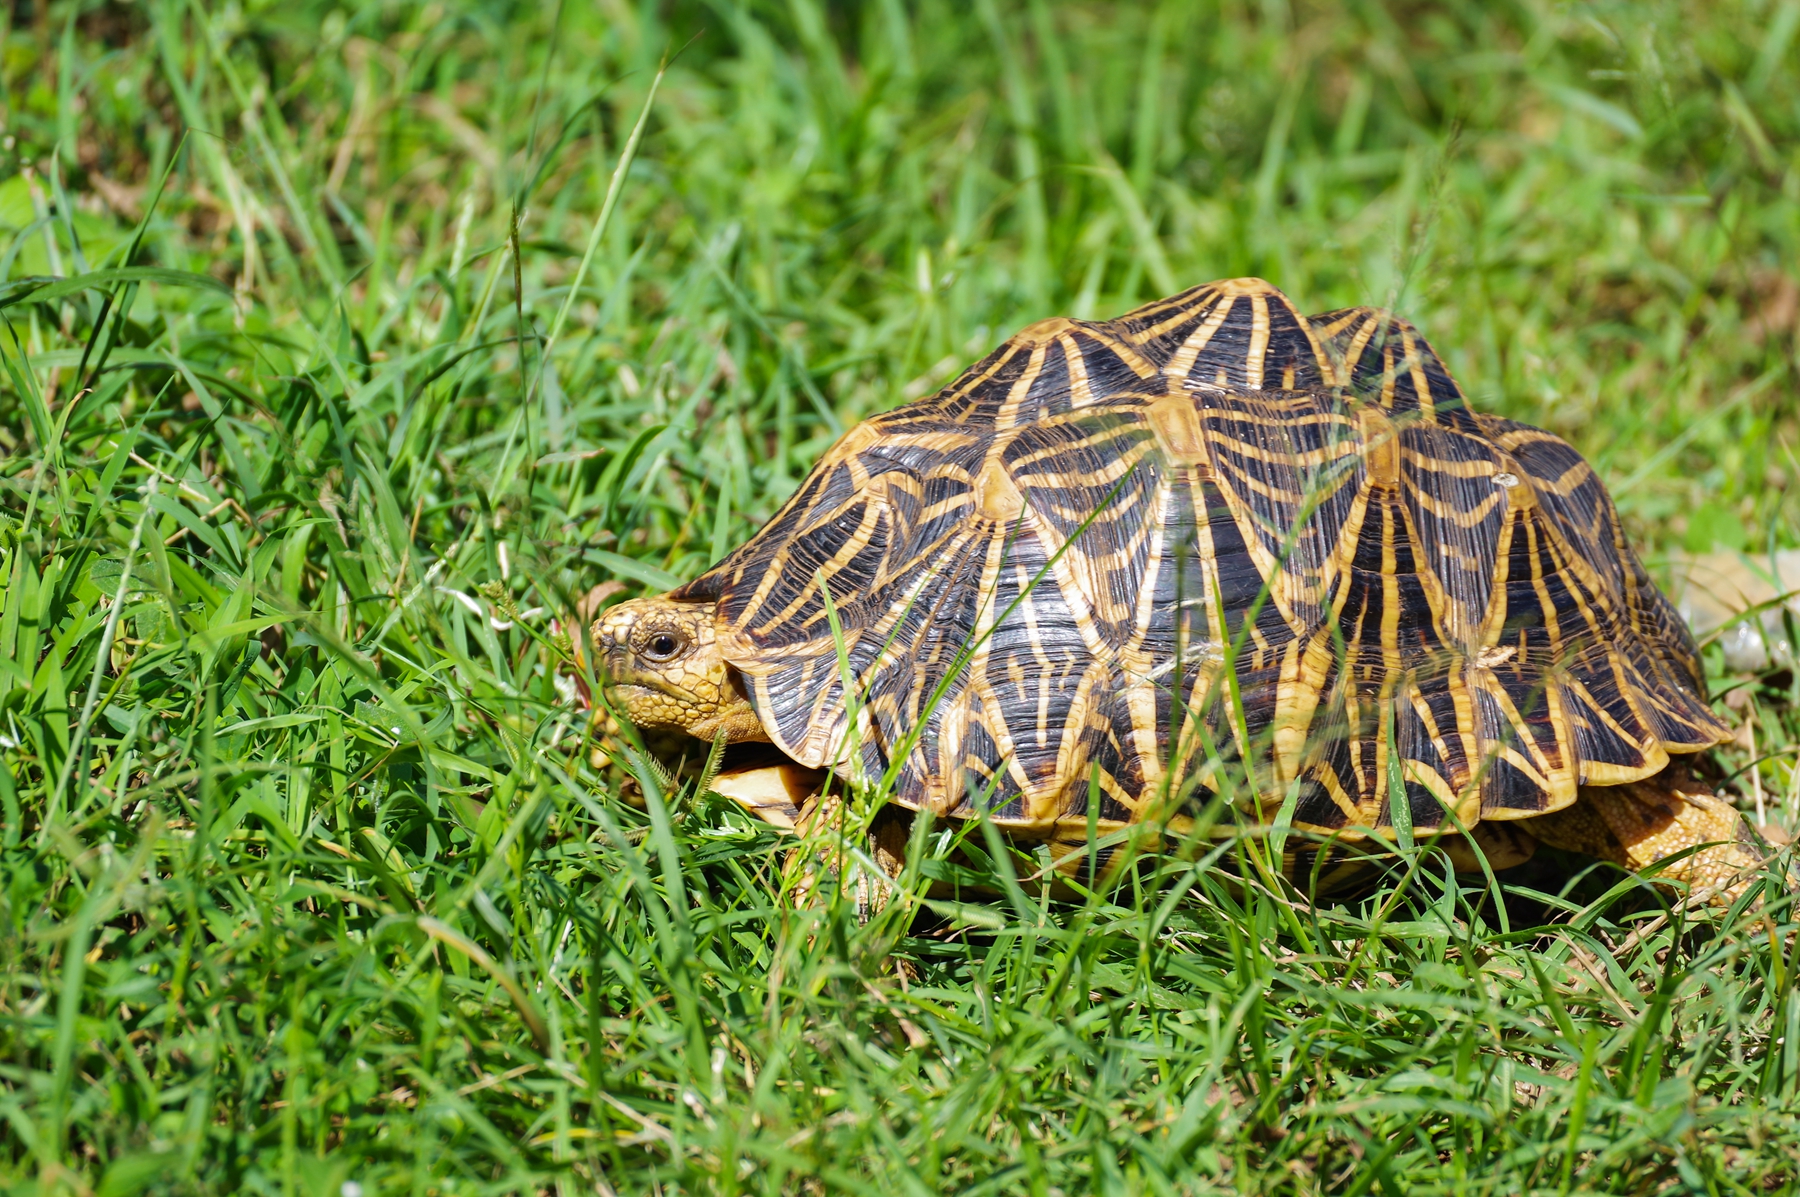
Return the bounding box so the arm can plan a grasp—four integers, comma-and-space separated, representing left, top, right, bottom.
1524, 768, 1774, 901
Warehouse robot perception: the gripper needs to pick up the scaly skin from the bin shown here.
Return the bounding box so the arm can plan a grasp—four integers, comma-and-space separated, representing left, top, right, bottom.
1525, 767, 1773, 901
592, 597, 768, 744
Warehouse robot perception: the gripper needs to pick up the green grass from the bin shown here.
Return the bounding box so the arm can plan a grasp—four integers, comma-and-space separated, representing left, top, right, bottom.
2, 0, 1800, 1192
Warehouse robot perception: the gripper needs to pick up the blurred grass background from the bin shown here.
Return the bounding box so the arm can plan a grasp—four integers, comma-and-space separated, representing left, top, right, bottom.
1, 0, 1799, 1193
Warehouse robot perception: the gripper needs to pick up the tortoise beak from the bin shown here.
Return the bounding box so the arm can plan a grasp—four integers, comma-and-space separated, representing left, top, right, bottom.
597, 637, 637, 685
601, 647, 633, 685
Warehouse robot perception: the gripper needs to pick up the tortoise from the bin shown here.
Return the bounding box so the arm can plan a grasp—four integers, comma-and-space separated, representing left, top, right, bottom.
594, 278, 1768, 898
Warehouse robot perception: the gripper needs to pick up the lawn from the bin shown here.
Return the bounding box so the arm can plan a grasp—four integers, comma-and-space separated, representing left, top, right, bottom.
2, 0, 1799, 1193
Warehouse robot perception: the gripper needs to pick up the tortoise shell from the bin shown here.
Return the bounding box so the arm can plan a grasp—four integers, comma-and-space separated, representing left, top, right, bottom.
674, 279, 1730, 842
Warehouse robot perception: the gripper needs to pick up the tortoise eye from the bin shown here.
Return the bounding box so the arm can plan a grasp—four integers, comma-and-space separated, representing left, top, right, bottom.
641, 630, 687, 662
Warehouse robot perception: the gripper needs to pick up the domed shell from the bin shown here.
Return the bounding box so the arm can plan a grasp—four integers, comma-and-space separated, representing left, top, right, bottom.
674, 279, 1731, 842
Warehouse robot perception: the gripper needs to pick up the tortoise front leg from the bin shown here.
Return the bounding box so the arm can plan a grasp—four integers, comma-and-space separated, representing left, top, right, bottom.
778, 792, 910, 919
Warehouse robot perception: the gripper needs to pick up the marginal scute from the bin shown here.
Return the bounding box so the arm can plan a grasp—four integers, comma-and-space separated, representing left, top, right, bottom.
675, 279, 1732, 847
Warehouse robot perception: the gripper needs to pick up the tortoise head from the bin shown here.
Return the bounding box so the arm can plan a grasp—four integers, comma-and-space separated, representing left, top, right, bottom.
592, 596, 770, 744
